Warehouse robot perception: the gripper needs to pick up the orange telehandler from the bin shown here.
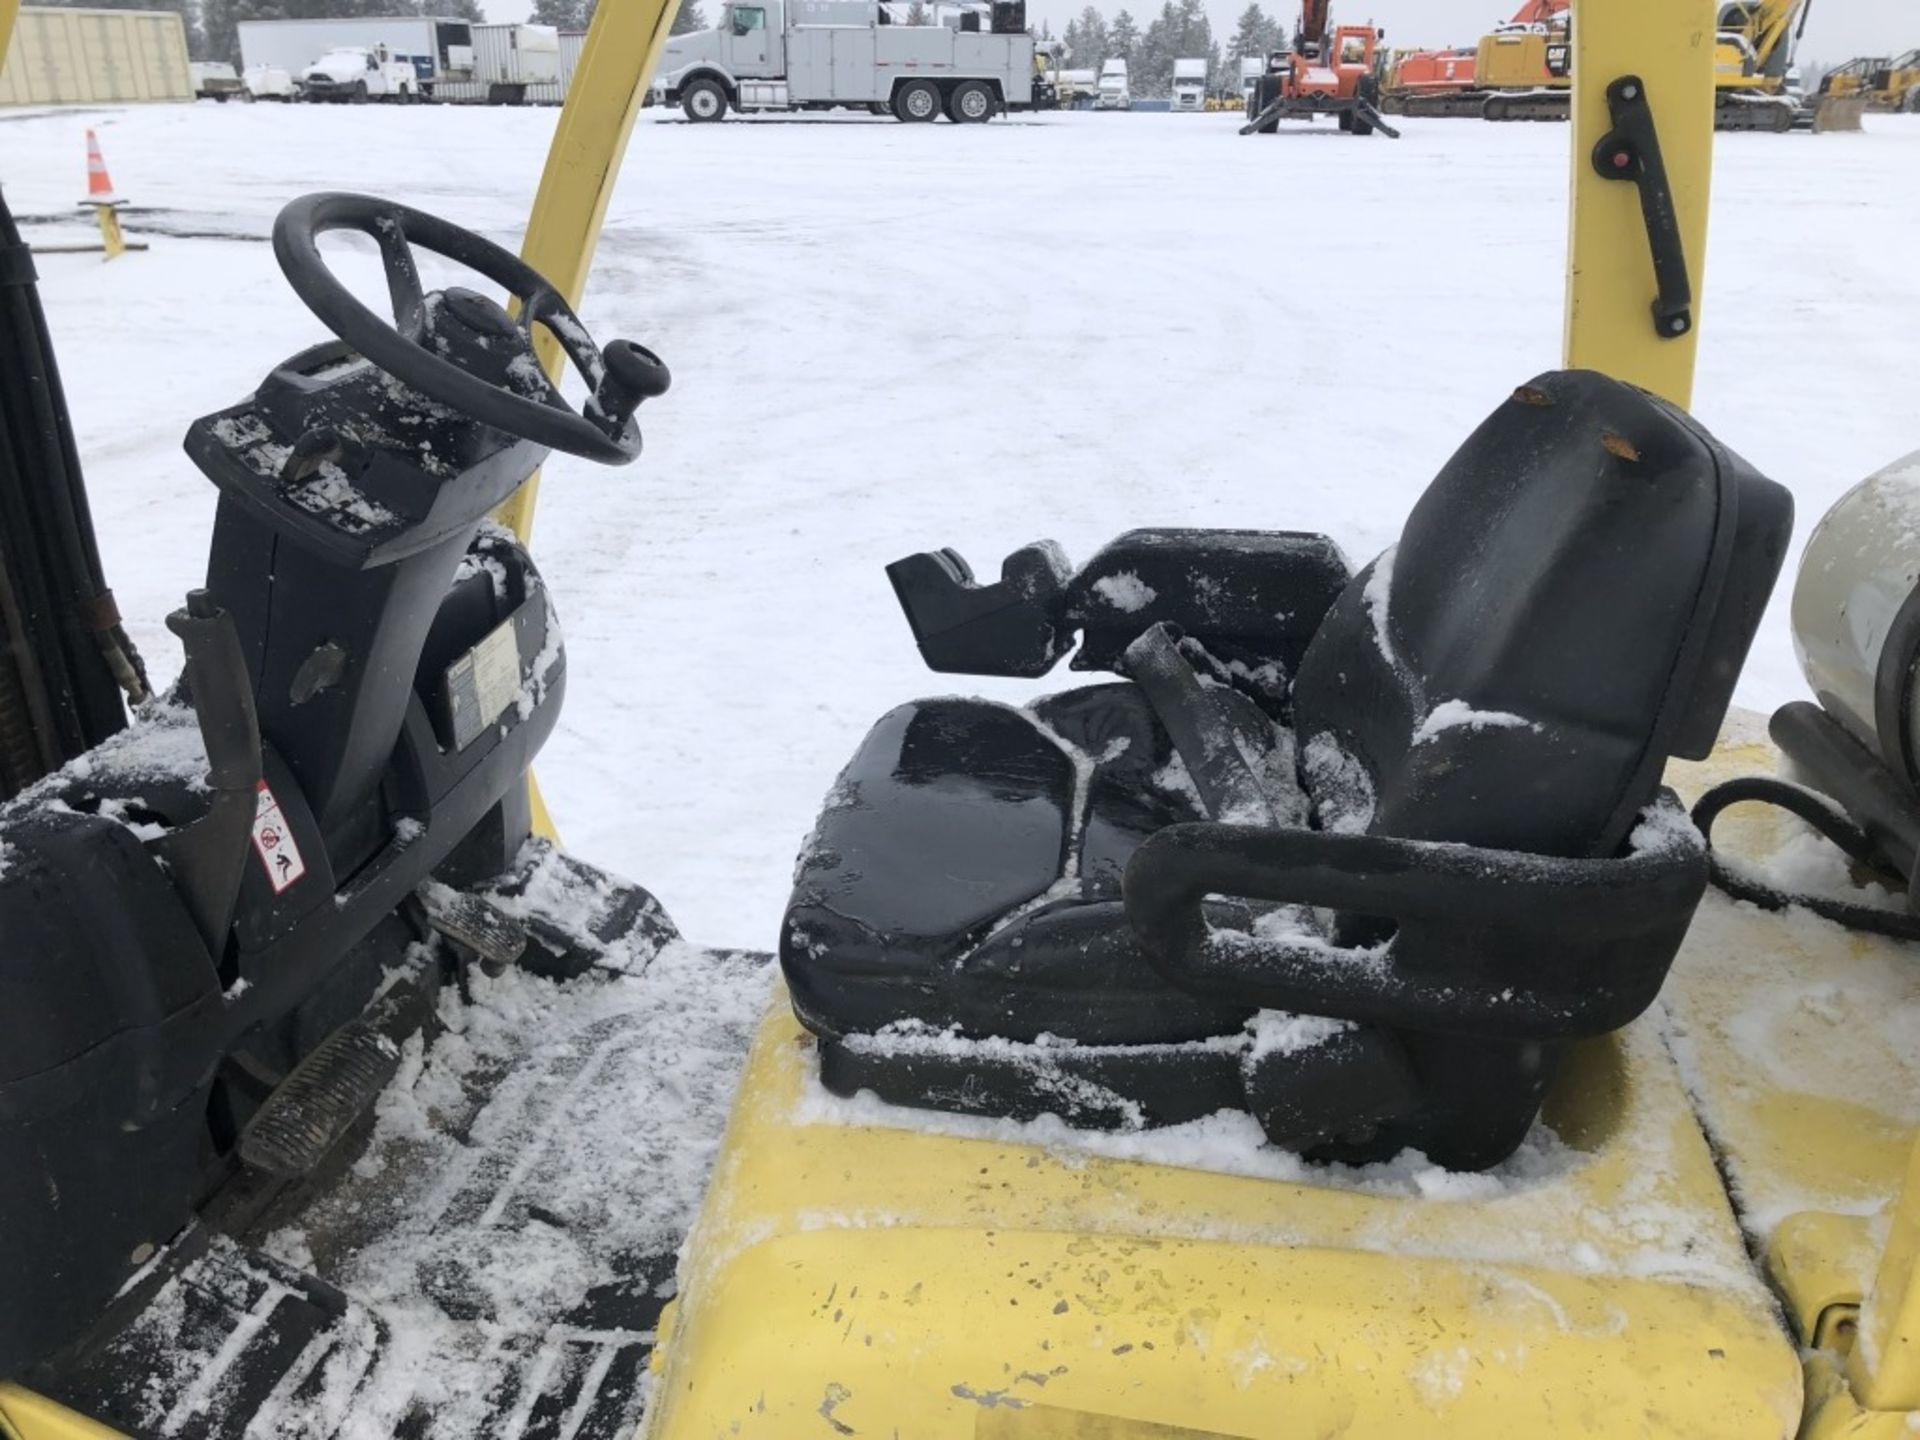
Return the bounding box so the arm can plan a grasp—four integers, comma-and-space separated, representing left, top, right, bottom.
1240, 0, 1400, 136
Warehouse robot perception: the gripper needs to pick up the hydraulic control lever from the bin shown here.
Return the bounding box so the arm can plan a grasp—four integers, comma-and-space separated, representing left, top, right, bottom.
158, 589, 263, 957
1592, 75, 1694, 341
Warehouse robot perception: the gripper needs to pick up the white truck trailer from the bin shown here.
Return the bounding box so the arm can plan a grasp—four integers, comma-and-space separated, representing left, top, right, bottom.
237, 17, 476, 97
653, 0, 1035, 122
432, 24, 562, 103
1239, 54, 1262, 106
1170, 55, 1206, 110
1094, 55, 1129, 109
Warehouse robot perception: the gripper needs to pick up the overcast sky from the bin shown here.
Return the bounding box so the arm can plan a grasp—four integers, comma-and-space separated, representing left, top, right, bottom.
488, 0, 1913, 62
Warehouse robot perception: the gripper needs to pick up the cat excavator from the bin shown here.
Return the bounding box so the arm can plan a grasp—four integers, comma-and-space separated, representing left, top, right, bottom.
1380, 0, 1571, 120
1388, 0, 1864, 130
4, 0, 1920, 1436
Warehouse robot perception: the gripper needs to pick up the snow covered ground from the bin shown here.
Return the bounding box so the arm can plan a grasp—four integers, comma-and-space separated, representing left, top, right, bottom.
3, 103, 1917, 948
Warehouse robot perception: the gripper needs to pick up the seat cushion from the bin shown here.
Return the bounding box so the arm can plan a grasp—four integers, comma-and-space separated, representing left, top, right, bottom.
782, 688, 1256, 1045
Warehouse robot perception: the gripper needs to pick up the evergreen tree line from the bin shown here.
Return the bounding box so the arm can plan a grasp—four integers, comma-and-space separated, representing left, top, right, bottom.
32, 0, 704, 65
1059, 0, 1285, 95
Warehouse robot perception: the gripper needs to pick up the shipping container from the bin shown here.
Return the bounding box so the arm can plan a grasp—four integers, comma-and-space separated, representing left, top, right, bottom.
0, 6, 192, 106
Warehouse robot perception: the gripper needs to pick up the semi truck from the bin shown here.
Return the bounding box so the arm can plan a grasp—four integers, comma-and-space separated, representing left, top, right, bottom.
237, 17, 476, 97
652, 0, 1035, 122
1094, 55, 1129, 108
1170, 55, 1206, 109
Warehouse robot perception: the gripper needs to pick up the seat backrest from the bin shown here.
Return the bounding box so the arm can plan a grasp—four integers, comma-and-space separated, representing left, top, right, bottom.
1292, 370, 1791, 861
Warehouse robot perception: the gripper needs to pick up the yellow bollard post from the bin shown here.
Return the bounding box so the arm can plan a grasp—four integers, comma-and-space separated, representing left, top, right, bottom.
80, 131, 128, 262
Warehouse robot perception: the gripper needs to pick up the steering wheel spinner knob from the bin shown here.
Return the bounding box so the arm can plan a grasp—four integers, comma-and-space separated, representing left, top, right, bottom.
592, 340, 672, 436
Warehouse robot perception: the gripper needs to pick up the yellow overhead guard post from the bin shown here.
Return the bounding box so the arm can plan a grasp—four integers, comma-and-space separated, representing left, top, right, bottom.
494, 0, 683, 839
495, 0, 682, 544
1563, 0, 1716, 409
0, 0, 18, 67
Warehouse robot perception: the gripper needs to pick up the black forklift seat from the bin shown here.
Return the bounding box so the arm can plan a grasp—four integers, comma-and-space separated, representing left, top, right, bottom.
781, 371, 1793, 1171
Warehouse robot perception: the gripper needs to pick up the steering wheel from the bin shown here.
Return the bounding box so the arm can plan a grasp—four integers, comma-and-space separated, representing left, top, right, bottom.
272, 192, 668, 465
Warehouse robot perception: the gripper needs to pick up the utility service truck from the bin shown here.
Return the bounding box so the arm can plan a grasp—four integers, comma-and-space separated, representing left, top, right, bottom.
653, 0, 1035, 122
1170, 55, 1206, 109
1094, 55, 1130, 108
237, 16, 476, 97
301, 45, 421, 101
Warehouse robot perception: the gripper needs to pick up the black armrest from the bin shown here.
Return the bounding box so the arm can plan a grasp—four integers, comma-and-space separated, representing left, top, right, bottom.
1066, 529, 1351, 676
885, 542, 1074, 678
885, 528, 1352, 681
1123, 791, 1706, 1041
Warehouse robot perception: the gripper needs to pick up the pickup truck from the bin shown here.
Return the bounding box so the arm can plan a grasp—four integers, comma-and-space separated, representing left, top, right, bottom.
301, 45, 422, 103
189, 62, 248, 102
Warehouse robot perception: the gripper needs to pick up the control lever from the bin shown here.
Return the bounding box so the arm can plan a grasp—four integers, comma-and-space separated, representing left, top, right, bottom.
1591, 75, 1693, 341
158, 590, 263, 958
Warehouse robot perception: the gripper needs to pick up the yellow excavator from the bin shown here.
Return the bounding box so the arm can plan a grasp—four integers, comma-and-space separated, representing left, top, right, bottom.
1393, 0, 1863, 130
1, 0, 1918, 1437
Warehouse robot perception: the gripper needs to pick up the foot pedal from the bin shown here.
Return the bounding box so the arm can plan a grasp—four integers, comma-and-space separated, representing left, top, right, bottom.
420, 880, 529, 968
238, 1021, 402, 1177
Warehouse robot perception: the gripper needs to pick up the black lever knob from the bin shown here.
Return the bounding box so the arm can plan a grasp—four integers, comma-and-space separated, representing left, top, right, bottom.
591, 340, 671, 435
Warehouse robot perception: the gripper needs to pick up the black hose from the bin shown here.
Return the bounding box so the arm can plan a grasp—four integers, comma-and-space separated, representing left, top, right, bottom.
1691, 775, 1920, 941
0, 185, 150, 801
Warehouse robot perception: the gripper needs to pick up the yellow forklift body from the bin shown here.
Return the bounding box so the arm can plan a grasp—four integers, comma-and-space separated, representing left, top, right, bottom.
642, 960, 1803, 1437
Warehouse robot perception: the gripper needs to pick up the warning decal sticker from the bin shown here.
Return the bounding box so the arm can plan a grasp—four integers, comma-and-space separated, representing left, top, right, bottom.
445, 618, 522, 751
252, 780, 308, 895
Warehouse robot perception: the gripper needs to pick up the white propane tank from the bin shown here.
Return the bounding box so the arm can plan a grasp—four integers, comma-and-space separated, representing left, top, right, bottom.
1792, 451, 1920, 783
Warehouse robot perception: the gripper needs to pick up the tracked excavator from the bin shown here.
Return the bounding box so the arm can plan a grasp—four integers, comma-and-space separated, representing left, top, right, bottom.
1380, 0, 1571, 120
5, 0, 1920, 1436
1388, 0, 1862, 130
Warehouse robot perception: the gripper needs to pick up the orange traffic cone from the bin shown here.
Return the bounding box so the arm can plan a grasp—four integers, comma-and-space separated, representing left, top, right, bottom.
78, 128, 130, 260
82, 129, 120, 206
